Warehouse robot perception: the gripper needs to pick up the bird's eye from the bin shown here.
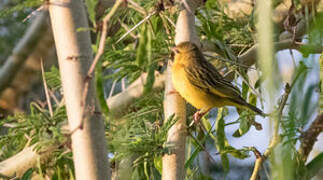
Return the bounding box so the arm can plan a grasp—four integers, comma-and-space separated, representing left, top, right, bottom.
172, 47, 180, 54
171, 51, 175, 58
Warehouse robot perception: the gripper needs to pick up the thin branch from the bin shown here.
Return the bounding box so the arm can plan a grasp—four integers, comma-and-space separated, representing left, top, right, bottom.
250, 83, 292, 180
40, 58, 53, 117
115, 11, 157, 44
78, 0, 125, 131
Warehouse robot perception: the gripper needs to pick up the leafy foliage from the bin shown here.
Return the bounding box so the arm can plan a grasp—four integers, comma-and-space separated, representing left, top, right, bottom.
0, 0, 322, 179
0, 66, 74, 178
107, 92, 176, 178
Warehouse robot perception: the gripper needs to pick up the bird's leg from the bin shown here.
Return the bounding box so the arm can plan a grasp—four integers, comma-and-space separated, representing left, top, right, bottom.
193, 108, 211, 124
167, 90, 179, 95
193, 111, 204, 124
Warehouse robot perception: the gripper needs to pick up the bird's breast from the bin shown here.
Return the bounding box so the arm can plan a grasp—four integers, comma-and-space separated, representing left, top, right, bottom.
171, 63, 220, 110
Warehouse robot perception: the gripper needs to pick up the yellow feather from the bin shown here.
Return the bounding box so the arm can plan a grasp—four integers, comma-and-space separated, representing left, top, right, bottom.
171, 41, 265, 116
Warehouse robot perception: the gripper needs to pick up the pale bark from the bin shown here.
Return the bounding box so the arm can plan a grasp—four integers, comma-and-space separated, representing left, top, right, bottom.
0, 143, 57, 177
107, 72, 165, 118
49, 0, 110, 179
162, 1, 203, 179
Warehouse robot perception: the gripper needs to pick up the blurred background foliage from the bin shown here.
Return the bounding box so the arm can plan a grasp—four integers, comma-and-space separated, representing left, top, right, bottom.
0, 0, 322, 179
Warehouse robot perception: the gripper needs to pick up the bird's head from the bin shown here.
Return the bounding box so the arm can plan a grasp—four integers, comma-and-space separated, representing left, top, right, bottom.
171, 42, 200, 63
172, 41, 199, 55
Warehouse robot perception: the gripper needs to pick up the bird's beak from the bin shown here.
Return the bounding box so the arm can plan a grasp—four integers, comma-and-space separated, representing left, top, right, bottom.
172, 47, 179, 54
170, 47, 178, 61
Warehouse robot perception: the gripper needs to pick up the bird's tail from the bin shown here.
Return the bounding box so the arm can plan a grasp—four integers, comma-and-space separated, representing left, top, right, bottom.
244, 103, 266, 117
229, 97, 267, 117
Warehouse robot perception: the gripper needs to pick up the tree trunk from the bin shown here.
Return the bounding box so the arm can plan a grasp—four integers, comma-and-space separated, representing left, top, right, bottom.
49, 1, 110, 179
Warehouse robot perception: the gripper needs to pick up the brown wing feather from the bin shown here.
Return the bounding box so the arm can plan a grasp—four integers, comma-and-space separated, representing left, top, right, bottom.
184, 50, 241, 98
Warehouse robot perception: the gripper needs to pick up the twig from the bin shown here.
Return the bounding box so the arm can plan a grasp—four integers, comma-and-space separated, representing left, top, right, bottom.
40, 58, 53, 117
203, 53, 256, 70
49, 90, 59, 105
108, 79, 117, 99
75, 0, 124, 132
276, 83, 291, 134
115, 11, 157, 44
117, 19, 137, 39
127, 0, 146, 14
163, 15, 176, 27
23, 6, 45, 22
250, 83, 292, 180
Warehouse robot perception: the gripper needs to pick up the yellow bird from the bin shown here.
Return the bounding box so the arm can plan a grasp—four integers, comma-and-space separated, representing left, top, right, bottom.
171, 41, 265, 121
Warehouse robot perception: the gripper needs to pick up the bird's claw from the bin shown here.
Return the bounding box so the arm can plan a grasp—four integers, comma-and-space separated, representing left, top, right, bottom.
193, 111, 203, 124
189, 111, 203, 128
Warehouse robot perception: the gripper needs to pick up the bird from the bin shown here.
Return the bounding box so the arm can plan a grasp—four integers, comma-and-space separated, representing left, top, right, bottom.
171, 41, 266, 122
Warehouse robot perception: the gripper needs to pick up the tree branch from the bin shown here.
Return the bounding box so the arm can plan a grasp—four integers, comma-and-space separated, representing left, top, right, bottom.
0, 11, 49, 95
0, 143, 57, 177
81, 0, 125, 127
107, 72, 165, 118
250, 83, 292, 180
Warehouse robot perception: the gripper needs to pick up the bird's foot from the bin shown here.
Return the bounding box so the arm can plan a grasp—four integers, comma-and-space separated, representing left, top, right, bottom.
189, 109, 211, 128
193, 111, 205, 124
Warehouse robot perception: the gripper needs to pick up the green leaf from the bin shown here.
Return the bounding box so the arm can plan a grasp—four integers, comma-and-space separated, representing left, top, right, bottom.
306, 152, 323, 179
96, 61, 109, 116
215, 108, 226, 151
239, 116, 251, 136
136, 25, 149, 67
143, 63, 156, 94
220, 154, 229, 172
241, 81, 249, 99
224, 146, 250, 159
0, 0, 42, 18
215, 108, 230, 172
153, 156, 162, 174
45, 66, 61, 90
85, 0, 98, 25
201, 116, 217, 142
21, 168, 34, 180
185, 147, 201, 168
136, 24, 155, 94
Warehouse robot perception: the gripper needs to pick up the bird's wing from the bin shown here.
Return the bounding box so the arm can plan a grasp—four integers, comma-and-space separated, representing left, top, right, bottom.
184, 58, 241, 98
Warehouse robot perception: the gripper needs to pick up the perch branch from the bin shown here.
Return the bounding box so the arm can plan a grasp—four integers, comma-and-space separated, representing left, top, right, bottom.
162, 0, 204, 179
